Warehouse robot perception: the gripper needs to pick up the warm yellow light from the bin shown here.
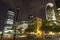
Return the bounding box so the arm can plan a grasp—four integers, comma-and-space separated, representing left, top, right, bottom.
19, 35, 27, 38
36, 30, 42, 37
48, 32, 55, 35
58, 32, 60, 34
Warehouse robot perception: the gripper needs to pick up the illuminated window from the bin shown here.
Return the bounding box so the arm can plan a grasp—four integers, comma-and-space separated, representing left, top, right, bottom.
6, 19, 13, 24
4, 10, 14, 31
8, 11, 14, 16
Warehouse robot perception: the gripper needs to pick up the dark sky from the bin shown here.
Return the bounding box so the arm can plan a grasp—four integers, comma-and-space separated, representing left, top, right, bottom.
0, 0, 56, 30
0, 0, 9, 30
55, 0, 60, 8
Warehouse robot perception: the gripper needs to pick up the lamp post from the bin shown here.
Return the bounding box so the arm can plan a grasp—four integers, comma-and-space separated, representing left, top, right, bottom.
14, 8, 20, 40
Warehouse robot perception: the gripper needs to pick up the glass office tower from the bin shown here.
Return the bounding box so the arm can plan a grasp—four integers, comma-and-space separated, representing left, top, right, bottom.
4, 11, 14, 34
46, 3, 56, 21
45, 3, 59, 25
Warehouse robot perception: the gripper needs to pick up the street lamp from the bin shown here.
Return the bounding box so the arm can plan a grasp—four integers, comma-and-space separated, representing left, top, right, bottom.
14, 8, 20, 40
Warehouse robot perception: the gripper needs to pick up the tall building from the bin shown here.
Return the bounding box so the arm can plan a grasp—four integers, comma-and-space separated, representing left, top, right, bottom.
45, 3, 59, 25
45, 3, 60, 25
4, 11, 14, 33
46, 3, 56, 21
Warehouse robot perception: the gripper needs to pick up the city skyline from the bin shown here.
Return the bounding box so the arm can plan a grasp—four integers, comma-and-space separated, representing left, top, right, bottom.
0, 0, 58, 30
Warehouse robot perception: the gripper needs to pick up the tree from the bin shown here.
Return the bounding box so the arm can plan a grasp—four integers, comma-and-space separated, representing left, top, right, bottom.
25, 25, 35, 32
41, 20, 53, 32
51, 25, 60, 32
41, 20, 60, 32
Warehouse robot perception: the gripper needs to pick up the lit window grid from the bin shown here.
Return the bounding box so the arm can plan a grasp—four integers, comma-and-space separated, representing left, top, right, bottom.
7, 11, 14, 16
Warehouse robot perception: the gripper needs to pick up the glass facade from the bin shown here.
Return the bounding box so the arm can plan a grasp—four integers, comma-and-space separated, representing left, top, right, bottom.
46, 3, 56, 21
3, 11, 14, 34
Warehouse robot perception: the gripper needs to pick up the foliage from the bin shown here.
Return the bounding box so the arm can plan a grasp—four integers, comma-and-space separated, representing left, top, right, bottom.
51, 25, 60, 32
41, 20, 60, 32
25, 25, 35, 32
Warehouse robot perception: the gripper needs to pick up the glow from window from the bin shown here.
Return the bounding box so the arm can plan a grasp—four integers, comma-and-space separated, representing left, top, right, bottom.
57, 8, 60, 10
48, 32, 55, 35
7, 19, 13, 21
8, 11, 14, 16
59, 14, 60, 15
0, 31, 2, 34
54, 21, 59, 25
6, 19, 13, 24
52, 16, 56, 20
4, 26, 12, 28
4, 30, 9, 33
4, 26, 12, 30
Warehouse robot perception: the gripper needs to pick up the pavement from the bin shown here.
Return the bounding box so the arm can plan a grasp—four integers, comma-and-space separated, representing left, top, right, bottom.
0, 35, 60, 40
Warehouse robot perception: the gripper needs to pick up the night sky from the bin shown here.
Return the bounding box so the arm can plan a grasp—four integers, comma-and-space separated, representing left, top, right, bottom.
0, 0, 57, 30
55, 0, 60, 8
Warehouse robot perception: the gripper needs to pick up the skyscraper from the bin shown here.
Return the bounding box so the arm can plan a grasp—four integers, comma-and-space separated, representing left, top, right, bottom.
4, 10, 14, 34
46, 3, 56, 21
45, 3, 60, 25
